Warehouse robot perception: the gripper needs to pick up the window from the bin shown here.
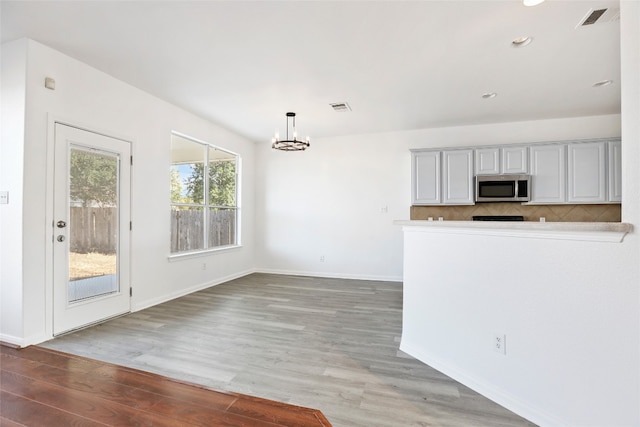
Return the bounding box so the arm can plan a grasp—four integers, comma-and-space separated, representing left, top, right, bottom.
170, 133, 239, 254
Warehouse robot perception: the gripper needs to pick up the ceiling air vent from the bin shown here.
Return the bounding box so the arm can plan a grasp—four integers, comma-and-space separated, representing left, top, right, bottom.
577, 7, 620, 27
330, 102, 351, 112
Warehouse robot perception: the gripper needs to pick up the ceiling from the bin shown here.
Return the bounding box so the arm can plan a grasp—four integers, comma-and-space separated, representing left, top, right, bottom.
1, 1, 621, 143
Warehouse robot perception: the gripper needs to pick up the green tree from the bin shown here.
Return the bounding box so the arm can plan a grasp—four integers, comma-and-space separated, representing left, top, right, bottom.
185, 161, 235, 206
70, 150, 117, 207
209, 160, 236, 206
185, 163, 205, 204
170, 167, 185, 203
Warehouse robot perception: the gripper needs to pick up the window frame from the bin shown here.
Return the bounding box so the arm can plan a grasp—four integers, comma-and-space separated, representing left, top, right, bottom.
169, 132, 240, 257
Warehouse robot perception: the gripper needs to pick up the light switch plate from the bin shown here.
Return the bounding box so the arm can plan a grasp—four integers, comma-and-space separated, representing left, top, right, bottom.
0, 191, 9, 204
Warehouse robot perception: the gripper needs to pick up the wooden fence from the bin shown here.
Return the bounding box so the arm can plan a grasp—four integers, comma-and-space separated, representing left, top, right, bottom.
170, 208, 236, 253
70, 207, 117, 254
69, 207, 237, 254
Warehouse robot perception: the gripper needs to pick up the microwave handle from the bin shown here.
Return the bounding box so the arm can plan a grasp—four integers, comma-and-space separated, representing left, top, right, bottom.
514, 180, 518, 198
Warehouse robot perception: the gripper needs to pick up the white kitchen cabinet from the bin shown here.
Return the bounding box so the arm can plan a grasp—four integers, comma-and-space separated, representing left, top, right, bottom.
567, 142, 606, 203
412, 151, 441, 205
474, 146, 527, 175
529, 144, 566, 203
608, 139, 622, 202
413, 138, 620, 206
502, 146, 528, 174
442, 149, 474, 205
411, 149, 473, 205
475, 148, 500, 175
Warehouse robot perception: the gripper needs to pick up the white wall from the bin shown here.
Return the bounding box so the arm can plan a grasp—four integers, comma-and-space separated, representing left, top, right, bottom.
255, 114, 620, 282
255, 132, 409, 281
0, 39, 27, 343
1, 39, 256, 346
401, 225, 638, 426
399, 3, 640, 426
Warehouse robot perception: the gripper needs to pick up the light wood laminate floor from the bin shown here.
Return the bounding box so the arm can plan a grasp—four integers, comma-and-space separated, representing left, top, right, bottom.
43, 273, 537, 427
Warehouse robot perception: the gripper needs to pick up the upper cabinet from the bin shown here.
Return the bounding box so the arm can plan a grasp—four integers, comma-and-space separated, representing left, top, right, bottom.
411, 149, 473, 205
474, 146, 528, 175
412, 138, 620, 206
608, 140, 622, 202
567, 142, 606, 203
502, 146, 528, 174
529, 144, 566, 204
442, 149, 474, 205
412, 151, 441, 205
475, 148, 500, 175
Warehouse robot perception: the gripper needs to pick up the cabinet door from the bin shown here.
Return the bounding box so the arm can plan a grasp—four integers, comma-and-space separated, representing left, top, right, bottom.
412, 151, 441, 205
529, 144, 566, 203
502, 146, 528, 174
442, 149, 474, 205
608, 140, 622, 202
567, 142, 606, 203
475, 148, 500, 175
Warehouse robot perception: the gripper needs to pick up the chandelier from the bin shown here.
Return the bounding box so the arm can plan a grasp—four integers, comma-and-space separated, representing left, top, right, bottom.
271, 112, 310, 151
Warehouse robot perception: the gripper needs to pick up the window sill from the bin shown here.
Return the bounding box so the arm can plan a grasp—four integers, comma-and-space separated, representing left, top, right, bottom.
167, 245, 243, 262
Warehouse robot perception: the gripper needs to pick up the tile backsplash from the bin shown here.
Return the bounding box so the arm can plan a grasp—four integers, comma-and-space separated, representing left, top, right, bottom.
410, 203, 621, 222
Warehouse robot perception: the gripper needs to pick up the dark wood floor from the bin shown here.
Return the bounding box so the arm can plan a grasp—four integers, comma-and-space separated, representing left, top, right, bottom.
0, 344, 331, 427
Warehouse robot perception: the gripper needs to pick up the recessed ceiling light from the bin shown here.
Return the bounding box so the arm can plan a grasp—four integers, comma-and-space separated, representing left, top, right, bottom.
482, 93, 497, 99
512, 36, 533, 47
523, 0, 545, 6
593, 80, 613, 87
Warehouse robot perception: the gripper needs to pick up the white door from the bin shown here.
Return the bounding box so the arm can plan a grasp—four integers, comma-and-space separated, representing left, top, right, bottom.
53, 124, 131, 335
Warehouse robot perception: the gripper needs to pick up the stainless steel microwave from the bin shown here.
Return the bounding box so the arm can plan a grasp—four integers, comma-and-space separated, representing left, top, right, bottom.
475, 174, 531, 202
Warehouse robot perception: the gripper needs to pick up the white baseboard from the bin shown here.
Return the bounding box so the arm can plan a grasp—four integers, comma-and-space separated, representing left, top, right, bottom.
0, 333, 25, 347
133, 268, 401, 313
132, 268, 256, 312
255, 268, 403, 283
400, 340, 565, 427
0, 331, 50, 348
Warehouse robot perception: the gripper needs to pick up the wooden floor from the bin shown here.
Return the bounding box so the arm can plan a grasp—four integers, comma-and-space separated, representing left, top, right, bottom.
1, 344, 330, 426
40, 273, 537, 427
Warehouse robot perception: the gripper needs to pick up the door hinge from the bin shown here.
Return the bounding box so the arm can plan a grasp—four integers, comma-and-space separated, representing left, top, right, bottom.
130, 287, 133, 297
130, 155, 133, 165
130, 221, 132, 231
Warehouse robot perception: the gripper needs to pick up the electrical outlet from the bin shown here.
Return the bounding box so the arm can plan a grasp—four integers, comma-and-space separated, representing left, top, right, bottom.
0, 191, 8, 204
320, 255, 325, 262
202, 263, 207, 270
494, 334, 506, 355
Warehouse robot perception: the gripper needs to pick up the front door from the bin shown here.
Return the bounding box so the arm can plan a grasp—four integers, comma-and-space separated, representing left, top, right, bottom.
53, 123, 131, 335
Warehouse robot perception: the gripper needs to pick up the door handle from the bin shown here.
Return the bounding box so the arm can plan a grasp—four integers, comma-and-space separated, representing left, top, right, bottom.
57, 235, 65, 242
57, 220, 66, 228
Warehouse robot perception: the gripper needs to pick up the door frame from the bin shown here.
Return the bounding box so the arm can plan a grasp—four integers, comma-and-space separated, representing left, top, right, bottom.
45, 116, 134, 339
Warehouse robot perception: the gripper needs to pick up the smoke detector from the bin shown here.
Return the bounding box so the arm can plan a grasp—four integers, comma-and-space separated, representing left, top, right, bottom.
330, 102, 351, 112
577, 7, 620, 28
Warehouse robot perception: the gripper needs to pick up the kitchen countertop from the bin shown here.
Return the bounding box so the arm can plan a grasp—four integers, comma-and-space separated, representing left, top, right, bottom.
394, 220, 633, 243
